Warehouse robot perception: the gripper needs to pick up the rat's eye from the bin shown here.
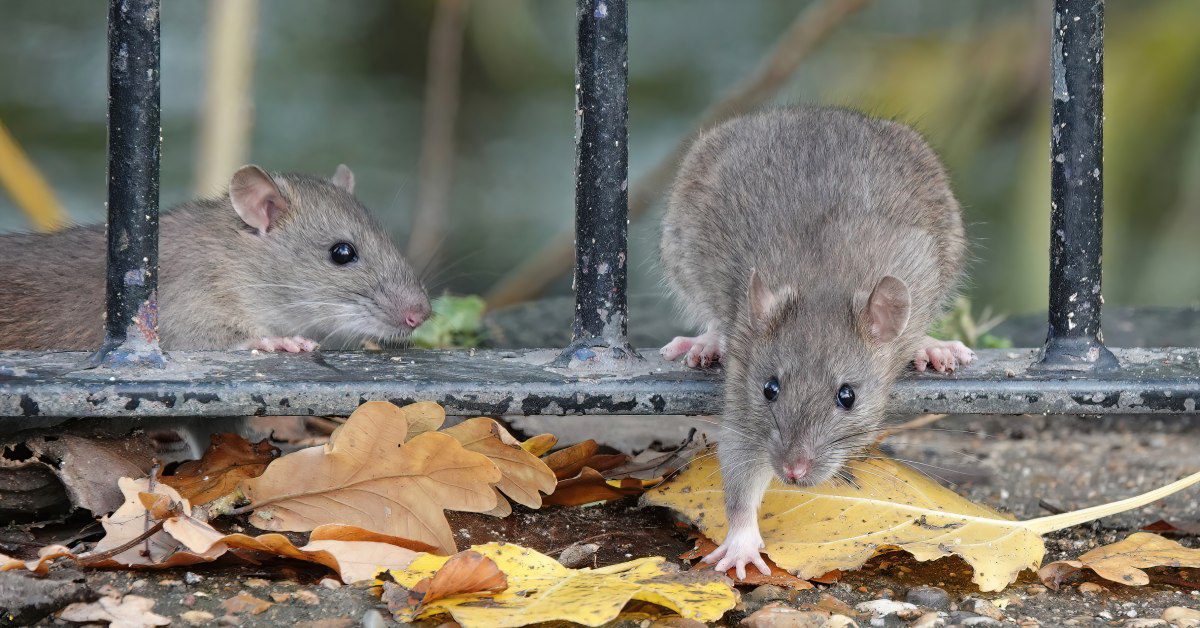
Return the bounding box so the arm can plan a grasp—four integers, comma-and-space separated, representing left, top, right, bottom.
836, 384, 855, 410
330, 242, 357, 265
762, 377, 780, 402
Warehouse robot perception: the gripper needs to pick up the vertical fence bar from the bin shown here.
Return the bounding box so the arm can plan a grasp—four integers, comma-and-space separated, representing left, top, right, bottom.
95, 0, 165, 366
564, 0, 637, 363
1035, 0, 1116, 372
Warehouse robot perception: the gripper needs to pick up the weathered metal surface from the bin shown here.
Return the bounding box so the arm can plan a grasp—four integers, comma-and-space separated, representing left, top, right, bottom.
1, 348, 1197, 420
1037, 0, 1115, 372
568, 0, 636, 362
98, 0, 164, 367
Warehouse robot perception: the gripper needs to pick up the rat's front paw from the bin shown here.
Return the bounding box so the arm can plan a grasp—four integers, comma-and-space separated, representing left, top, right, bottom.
661, 332, 724, 368
913, 337, 975, 373
246, 336, 319, 353
702, 528, 770, 579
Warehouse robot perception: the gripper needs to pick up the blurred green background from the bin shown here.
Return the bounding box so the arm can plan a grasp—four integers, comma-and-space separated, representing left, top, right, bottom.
1, 0, 1198, 324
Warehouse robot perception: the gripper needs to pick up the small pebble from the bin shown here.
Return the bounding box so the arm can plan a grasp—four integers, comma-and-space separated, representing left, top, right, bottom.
1122, 619, 1166, 627
129, 578, 147, 590
218, 615, 243, 627
270, 592, 291, 603
1025, 585, 1048, 595
294, 590, 320, 605
1017, 618, 1041, 627
361, 609, 387, 628
1162, 606, 1200, 627
319, 577, 343, 590
906, 586, 950, 610
245, 578, 270, 588
185, 572, 204, 585
965, 599, 1004, 621
181, 594, 197, 607
857, 586, 870, 593
159, 579, 183, 587
856, 599, 917, 620
912, 611, 946, 628
180, 611, 215, 626
1078, 582, 1105, 596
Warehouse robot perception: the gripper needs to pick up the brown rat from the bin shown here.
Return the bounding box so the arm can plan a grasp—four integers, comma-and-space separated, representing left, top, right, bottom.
659, 107, 973, 577
0, 164, 429, 351
0, 164, 430, 454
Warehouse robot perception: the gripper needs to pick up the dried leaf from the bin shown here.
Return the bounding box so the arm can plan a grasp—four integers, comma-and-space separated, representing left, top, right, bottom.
521, 434, 558, 457
167, 520, 423, 584
1038, 532, 1200, 589
1142, 519, 1200, 537
240, 402, 502, 554
410, 550, 508, 610
543, 467, 651, 506
442, 418, 556, 509
604, 432, 706, 481
681, 534, 812, 590
58, 594, 170, 627
137, 492, 176, 519
542, 440, 600, 480
160, 433, 279, 505
380, 542, 735, 627
86, 477, 221, 568
645, 448, 1200, 591
370, 400, 446, 440
1, 544, 74, 574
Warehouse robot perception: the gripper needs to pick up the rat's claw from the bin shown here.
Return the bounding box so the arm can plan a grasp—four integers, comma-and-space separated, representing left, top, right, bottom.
914, 337, 975, 374
247, 335, 320, 353
702, 529, 770, 579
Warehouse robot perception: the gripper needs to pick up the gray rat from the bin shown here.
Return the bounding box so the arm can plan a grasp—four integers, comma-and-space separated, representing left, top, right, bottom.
0, 164, 430, 453
659, 107, 973, 577
1, 164, 429, 351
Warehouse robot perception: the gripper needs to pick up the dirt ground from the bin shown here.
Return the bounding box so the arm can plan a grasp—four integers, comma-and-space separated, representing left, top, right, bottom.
3, 412, 1199, 627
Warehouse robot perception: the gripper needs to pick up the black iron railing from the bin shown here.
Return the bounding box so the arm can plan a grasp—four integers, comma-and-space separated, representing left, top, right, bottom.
1, 0, 1198, 420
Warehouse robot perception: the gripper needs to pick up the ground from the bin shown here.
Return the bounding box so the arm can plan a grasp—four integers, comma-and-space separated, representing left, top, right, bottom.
4, 412, 1197, 627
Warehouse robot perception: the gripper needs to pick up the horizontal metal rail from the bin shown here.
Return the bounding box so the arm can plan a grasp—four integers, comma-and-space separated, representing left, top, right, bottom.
1, 348, 1197, 419
3, 0, 1198, 421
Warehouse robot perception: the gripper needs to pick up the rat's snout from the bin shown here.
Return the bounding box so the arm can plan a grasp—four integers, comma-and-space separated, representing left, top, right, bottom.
782, 458, 812, 483
401, 300, 431, 330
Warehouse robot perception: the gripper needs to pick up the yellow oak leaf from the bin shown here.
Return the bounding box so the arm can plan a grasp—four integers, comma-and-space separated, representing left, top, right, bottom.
379, 542, 736, 627
644, 449, 1200, 592
1039, 532, 1200, 589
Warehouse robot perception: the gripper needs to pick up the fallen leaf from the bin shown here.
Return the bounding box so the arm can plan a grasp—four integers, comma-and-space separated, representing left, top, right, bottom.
442, 417, 556, 509
603, 430, 707, 481
1, 544, 75, 574
223, 591, 273, 615
521, 434, 558, 457
239, 402, 502, 554
680, 534, 812, 590
379, 542, 736, 627
542, 467, 651, 506
1038, 532, 1200, 589
0, 433, 156, 517
1143, 519, 1200, 537
85, 477, 222, 568
741, 603, 830, 628
302, 523, 439, 554
166, 521, 423, 584
58, 594, 171, 627
366, 400, 447, 441
160, 433, 279, 505
542, 440, 600, 480
644, 448, 1200, 591
409, 550, 508, 610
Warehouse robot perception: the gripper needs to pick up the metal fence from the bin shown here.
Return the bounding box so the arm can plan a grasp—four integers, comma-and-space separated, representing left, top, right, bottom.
1, 0, 1198, 421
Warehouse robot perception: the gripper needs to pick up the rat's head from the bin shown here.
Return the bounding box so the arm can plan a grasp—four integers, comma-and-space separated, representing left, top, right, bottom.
228, 164, 430, 347
733, 269, 911, 488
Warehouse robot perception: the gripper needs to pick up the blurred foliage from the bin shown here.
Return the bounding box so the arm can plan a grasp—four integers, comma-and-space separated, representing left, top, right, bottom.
1, 0, 1199, 322
929, 297, 1012, 349
410, 294, 487, 349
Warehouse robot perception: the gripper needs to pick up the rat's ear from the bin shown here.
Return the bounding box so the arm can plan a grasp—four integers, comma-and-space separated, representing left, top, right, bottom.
861, 275, 911, 344
230, 165, 289, 234
748, 268, 783, 327
331, 164, 355, 194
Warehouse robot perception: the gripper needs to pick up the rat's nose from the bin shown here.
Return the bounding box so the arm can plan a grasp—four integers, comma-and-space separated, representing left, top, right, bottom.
783, 458, 811, 482
403, 305, 429, 329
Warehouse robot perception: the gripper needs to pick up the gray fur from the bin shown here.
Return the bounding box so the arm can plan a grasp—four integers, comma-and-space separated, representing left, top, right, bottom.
0, 169, 428, 350
660, 107, 966, 519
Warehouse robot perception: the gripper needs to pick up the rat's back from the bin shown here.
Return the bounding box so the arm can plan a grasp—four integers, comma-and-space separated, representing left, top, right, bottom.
0, 225, 107, 350
661, 107, 965, 331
